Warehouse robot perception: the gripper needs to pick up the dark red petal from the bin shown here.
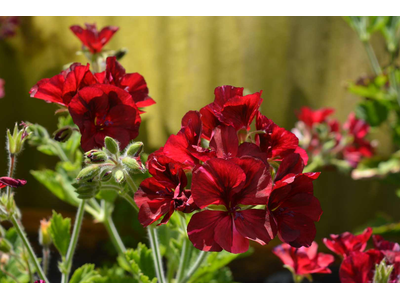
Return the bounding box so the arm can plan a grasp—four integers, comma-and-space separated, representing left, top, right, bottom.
200, 105, 221, 140
277, 213, 317, 248
214, 214, 249, 254
213, 85, 244, 108
275, 153, 305, 182
235, 209, 272, 245
191, 158, 246, 208
340, 250, 383, 283
187, 210, 224, 252
30, 75, 65, 106
209, 125, 238, 159
0, 177, 27, 188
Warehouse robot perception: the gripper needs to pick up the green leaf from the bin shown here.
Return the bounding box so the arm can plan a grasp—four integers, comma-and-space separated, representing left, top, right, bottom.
355, 100, 390, 127
69, 264, 102, 283
123, 243, 157, 283
49, 211, 71, 257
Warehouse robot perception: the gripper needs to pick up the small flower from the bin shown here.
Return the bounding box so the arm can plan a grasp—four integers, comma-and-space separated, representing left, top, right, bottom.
296, 107, 335, 128
273, 242, 334, 281
323, 227, 372, 258
0, 177, 27, 189
39, 219, 52, 247
68, 84, 141, 151
70, 23, 119, 54
0, 78, 5, 98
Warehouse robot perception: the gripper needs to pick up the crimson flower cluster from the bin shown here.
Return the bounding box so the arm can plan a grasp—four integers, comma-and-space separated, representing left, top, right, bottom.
30, 56, 155, 151
134, 85, 322, 254
70, 23, 119, 54
273, 242, 334, 279
293, 107, 374, 169
323, 227, 400, 283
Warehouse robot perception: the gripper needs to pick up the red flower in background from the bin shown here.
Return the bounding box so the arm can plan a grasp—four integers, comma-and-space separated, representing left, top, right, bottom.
273, 242, 334, 276
134, 153, 195, 226
96, 57, 155, 109
323, 227, 372, 258
70, 23, 119, 54
0, 17, 19, 40
0, 177, 27, 189
200, 86, 262, 139
296, 107, 335, 127
68, 84, 141, 151
0, 79, 4, 98
339, 249, 384, 283
267, 156, 321, 248
188, 157, 272, 253
30, 63, 97, 106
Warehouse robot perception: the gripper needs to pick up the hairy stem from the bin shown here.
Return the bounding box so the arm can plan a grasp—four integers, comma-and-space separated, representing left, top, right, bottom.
10, 215, 49, 283
42, 247, 50, 277
103, 202, 127, 254
61, 199, 86, 283
182, 251, 208, 283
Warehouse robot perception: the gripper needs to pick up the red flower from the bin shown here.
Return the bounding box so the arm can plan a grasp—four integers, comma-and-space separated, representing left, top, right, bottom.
96, 56, 155, 109
70, 23, 118, 54
273, 242, 334, 276
68, 84, 141, 151
134, 153, 195, 226
0, 177, 27, 189
340, 249, 384, 283
267, 167, 321, 248
0, 17, 19, 40
0, 78, 4, 98
200, 86, 262, 139
30, 63, 97, 106
373, 235, 400, 281
187, 157, 272, 253
323, 227, 372, 258
163, 111, 214, 169
344, 113, 369, 141
297, 107, 335, 127
255, 112, 303, 162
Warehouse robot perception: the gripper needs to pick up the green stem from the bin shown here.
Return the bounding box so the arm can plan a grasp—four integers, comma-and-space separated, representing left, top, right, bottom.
147, 226, 166, 283
10, 215, 49, 283
101, 184, 137, 212
54, 142, 69, 162
182, 251, 208, 283
42, 247, 50, 277
175, 215, 192, 283
362, 41, 382, 76
6, 155, 15, 200
103, 202, 127, 254
389, 66, 400, 107
61, 199, 86, 283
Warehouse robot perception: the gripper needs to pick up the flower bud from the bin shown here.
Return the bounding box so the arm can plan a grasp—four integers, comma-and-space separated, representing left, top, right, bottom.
104, 136, 119, 155
114, 170, 125, 183
53, 127, 73, 143
73, 181, 100, 199
0, 253, 9, 265
76, 165, 101, 182
100, 169, 113, 182
84, 149, 108, 164
0, 237, 12, 253
125, 142, 144, 157
115, 48, 128, 60
121, 157, 145, 173
7, 122, 30, 155
373, 259, 394, 283
39, 219, 52, 247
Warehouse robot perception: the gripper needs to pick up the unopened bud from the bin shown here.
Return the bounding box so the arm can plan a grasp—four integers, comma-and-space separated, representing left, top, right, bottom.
373, 259, 394, 283
121, 157, 144, 173
73, 181, 100, 199
125, 142, 144, 157
0, 237, 12, 253
0, 253, 9, 265
39, 219, 52, 247
76, 165, 101, 182
84, 149, 108, 164
100, 169, 113, 182
53, 127, 73, 143
115, 48, 128, 60
114, 170, 125, 183
7, 122, 30, 155
104, 136, 119, 155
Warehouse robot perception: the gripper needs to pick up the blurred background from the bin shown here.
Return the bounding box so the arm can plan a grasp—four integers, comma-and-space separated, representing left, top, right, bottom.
0, 16, 399, 282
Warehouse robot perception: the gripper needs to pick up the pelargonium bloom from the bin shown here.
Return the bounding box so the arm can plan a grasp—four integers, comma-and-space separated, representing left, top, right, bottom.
273, 242, 334, 278
134, 153, 196, 226
70, 23, 119, 54
296, 107, 335, 128
0, 78, 4, 98
267, 156, 322, 248
0, 177, 27, 189
187, 157, 272, 254
163, 111, 214, 169
68, 84, 141, 151
339, 249, 384, 283
96, 56, 155, 109
323, 227, 372, 258
30, 63, 97, 106
200, 86, 262, 139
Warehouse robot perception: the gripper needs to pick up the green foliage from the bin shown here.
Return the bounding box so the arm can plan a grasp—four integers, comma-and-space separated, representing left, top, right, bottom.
121, 243, 157, 283
355, 100, 390, 127
69, 264, 102, 283
49, 211, 71, 257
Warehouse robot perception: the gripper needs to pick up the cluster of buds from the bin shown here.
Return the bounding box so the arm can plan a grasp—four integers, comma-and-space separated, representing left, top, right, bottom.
74, 136, 145, 199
